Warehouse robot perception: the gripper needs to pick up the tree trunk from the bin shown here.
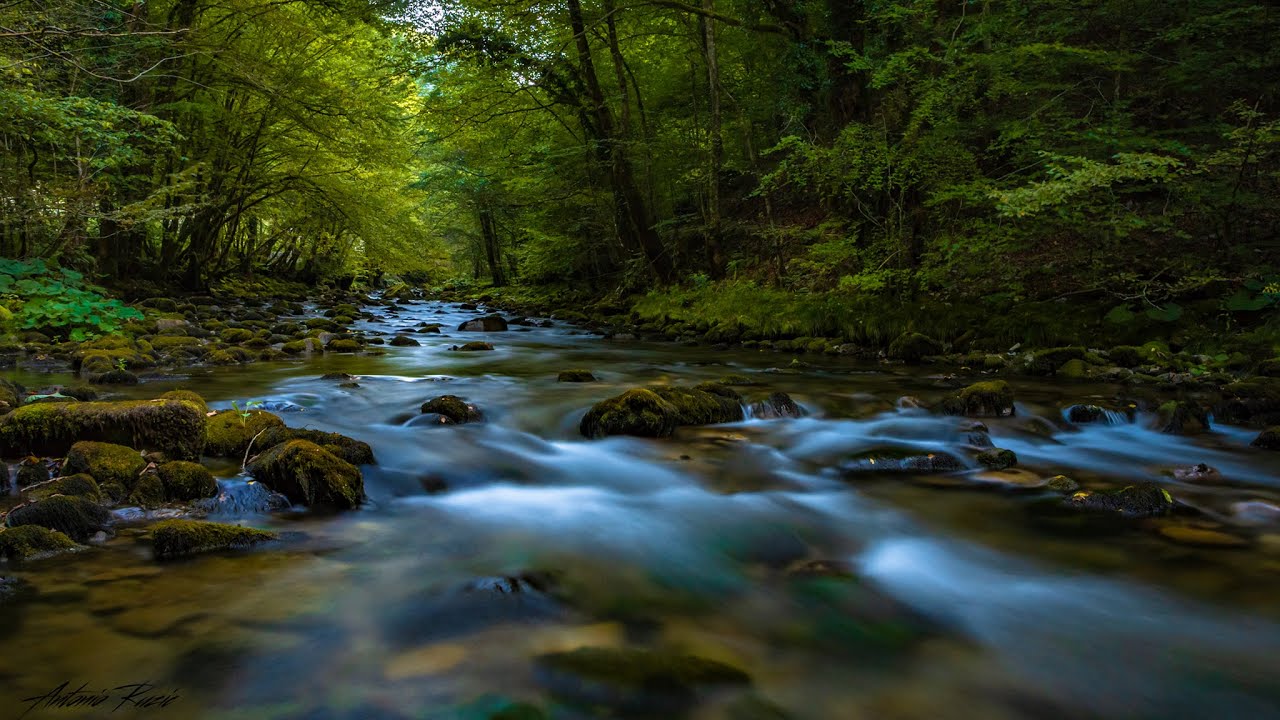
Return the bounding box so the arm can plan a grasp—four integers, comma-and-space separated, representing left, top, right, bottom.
701, 0, 725, 278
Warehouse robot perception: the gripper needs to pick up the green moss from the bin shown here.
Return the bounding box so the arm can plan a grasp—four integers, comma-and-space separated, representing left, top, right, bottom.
150, 335, 203, 350
1156, 401, 1210, 434
580, 389, 678, 439
326, 339, 361, 353
127, 473, 167, 509
159, 390, 208, 412
255, 427, 375, 465
557, 369, 597, 382
220, 328, 255, 344
976, 448, 1017, 470
1107, 346, 1144, 367
28, 473, 100, 501
281, 340, 307, 355
1057, 358, 1087, 379
420, 395, 483, 424
204, 409, 285, 458
0, 525, 80, 561
59, 385, 98, 402
887, 332, 942, 362
5, 495, 109, 542
717, 374, 762, 386
0, 399, 207, 460
248, 439, 364, 510
1215, 378, 1280, 427
1046, 475, 1080, 492
15, 458, 49, 487
157, 461, 218, 500
940, 381, 1015, 417
652, 384, 744, 425
99, 482, 127, 504
63, 441, 147, 490
1025, 347, 1086, 376
151, 519, 277, 560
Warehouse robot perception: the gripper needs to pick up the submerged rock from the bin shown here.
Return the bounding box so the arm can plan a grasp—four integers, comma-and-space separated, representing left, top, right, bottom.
0, 525, 81, 561
557, 369, 597, 382
151, 519, 277, 560
420, 395, 483, 424
976, 448, 1017, 470
941, 381, 1014, 418
1169, 463, 1222, 483
63, 441, 147, 490
248, 440, 364, 510
534, 647, 750, 714
841, 449, 965, 475
1155, 523, 1250, 548
1063, 483, 1173, 518
0, 398, 207, 460
1156, 400, 1210, 434
1046, 475, 1080, 493
5, 495, 110, 542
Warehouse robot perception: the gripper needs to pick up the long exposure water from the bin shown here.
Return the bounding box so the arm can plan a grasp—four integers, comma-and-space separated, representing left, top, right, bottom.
2, 299, 1279, 720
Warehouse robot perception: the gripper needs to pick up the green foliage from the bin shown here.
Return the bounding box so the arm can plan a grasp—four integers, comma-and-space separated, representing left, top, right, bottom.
0, 259, 143, 340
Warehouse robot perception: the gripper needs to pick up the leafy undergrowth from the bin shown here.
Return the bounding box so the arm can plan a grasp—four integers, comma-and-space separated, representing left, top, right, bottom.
0, 259, 143, 341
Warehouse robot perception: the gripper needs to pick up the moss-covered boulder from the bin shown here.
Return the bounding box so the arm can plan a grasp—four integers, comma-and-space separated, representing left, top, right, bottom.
0, 378, 22, 411
652, 384, 744, 426
456, 341, 495, 351
63, 441, 147, 489
204, 409, 285, 458
1046, 475, 1080, 492
941, 381, 1015, 417
1063, 483, 1173, 518
420, 395, 483, 424
255, 427, 375, 465
580, 389, 678, 439
1156, 401, 1210, 434
157, 461, 218, 500
27, 473, 100, 501
1023, 347, 1086, 376
887, 332, 942, 362
976, 448, 1017, 470
127, 473, 167, 509
326, 338, 362, 353
0, 399, 206, 460
15, 457, 49, 487
1107, 346, 1146, 368
151, 519, 277, 560
534, 647, 750, 713
159, 390, 208, 412
1057, 358, 1088, 379
558, 370, 597, 382
5, 495, 109, 542
389, 335, 421, 347
1215, 379, 1280, 427
0, 525, 80, 561
1251, 427, 1280, 450
248, 440, 364, 510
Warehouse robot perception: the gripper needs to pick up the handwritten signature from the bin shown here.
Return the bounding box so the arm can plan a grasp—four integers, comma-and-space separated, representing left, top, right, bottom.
19, 681, 180, 717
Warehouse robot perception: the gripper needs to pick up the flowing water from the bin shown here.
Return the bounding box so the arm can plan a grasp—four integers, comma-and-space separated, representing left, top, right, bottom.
3, 300, 1280, 720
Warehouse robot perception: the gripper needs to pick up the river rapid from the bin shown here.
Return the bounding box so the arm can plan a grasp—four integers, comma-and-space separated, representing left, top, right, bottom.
2, 299, 1279, 720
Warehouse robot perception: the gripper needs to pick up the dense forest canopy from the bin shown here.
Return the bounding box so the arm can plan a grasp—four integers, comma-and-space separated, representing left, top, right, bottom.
2, 0, 1278, 335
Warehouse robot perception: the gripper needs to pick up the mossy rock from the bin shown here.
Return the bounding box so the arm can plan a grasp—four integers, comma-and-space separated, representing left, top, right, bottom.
1, 377, 26, 410
28, 473, 100, 502
220, 328, 255, 344
580, 389, 678, 439
326, 339, 362, 354
1025, 347, 1086, 376
420, 395, 483, 424
887, 332, 942, 362
204, 410, 285, 458
159, 390, 208, 412
535, 647, 750, 713
1215, 378, 1280, 427
255, 427, 375, 465
1057, 358, 1088, 379
150, 335, 203, 351
90, 369, 139, 386
1063, 483, 1173, 518
151, 519, 277, 560
157, 461, 218, 501
750, 392, 805, 419
248, 440, 364, 510
63, 441, 147, 490
281, 340, 307, 355
389, 335, 421, 347
558, 370, 597, 382
15, 458, 49, 487
457, 342, 495, 351
1046, 475, 1080, 492
5, 495, 109, 542
717, 374, 762, 387
940, 381, 1015, 417
652, 384, 744, 426
1251, 427, 1280, 450
0, 399, 206, 460
99, 482, 128, 504
1156, 401, 1210, 434
976, 448, 1017, 470
0, 525, 81, 561
128, 473, 167, 509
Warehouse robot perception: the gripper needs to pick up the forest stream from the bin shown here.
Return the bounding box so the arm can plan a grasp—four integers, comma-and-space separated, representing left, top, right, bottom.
3, 298, 1280, 720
